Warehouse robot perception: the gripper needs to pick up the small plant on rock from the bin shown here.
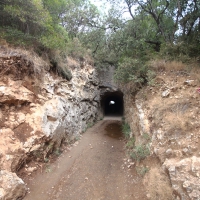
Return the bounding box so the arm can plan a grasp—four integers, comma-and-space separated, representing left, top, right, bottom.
45, 165, 51, 173
130, 144, 150, 162
54, 148, 61, 156
126, 137, 135, 149
142, 133, 151, 142
87, 122, 94, 129
136, 166, 149, 176
122, 122, 131, 139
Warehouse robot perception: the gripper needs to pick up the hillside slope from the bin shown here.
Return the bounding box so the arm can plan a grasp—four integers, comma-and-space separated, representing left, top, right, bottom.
124, 62, 200, 200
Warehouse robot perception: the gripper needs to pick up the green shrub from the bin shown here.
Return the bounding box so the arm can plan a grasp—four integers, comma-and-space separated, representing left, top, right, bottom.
122, 122, 131, 139
136, 166, 149, 176
87, 122, 94, 129
146, 70, 156, 86
0, 27, 36, 46
40, 25, 69, 50
66, 38, 89, 59
114, 57, 148, 84
126, 137, 135, 149
130, 144, 150, 162
160, 42, 200, 63
53, 148, 61, 156
142, 133, 151, 141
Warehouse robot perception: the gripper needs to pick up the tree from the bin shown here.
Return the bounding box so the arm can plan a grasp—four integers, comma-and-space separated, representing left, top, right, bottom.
61, 0, 100, 38
0, 0, 68, 49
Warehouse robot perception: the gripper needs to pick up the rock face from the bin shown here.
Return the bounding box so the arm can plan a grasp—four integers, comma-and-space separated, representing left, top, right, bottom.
0, 50, 100, 199
0, 170, 26, 200
124, 72, 200, 199
164, 156, 200, 200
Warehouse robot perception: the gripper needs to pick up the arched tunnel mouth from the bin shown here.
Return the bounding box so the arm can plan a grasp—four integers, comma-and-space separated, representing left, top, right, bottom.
100, 91, 124, 117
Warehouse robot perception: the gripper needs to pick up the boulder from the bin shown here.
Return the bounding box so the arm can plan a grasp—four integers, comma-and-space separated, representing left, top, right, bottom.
0, 170, 26, 200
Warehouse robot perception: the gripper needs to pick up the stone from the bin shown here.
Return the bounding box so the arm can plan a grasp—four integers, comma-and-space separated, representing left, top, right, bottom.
26, 167, 37, 173
166, 149, 173, 156
0, 170, 26, 200
164, 157, 200, 199
0, 79, 34, 104
184, 80, 195, 86
182, 148, 189, 154
162, 89, 170, 97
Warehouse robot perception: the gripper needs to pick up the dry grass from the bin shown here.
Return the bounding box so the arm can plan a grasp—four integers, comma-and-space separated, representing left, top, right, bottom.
0, 45, 49, 77
188, 64, 200, 84
150, 59, 186, 72
0, 39, 9, 47
144, 167, 174, 200
150, 59, 200, 75
67, 57, 79, 69
167, 61, 186, 71
149, 59, 166, 72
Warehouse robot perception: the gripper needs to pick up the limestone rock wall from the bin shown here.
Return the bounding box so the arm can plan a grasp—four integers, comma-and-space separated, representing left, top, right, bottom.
0, 51, 100, 199
124, 72, 200, 200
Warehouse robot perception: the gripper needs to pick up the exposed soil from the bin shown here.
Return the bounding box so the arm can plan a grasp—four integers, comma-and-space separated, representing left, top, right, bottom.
23, 119, 147, 200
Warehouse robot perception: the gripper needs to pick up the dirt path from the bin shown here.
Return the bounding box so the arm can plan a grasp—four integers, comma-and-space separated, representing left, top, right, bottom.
24, 119, 147, 200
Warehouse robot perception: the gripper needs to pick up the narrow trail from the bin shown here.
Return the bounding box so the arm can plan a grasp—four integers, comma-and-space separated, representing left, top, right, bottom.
24, 119, 147, 200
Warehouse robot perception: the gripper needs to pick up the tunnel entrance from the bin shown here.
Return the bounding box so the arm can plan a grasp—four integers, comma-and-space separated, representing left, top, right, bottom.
100, 91, 124, 117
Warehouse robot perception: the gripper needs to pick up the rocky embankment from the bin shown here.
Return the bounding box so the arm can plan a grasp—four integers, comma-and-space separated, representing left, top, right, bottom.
124, 68, 200, 200
0, 48, 100, 199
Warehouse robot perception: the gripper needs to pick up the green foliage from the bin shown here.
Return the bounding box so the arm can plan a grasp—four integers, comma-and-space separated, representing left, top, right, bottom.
63, 0, 100, 38
160, 43, 200, 62
114, 57, 148, 84
1, 0, 199, 76
87, 122, 94, 129
142, 133, 151, 142
0, 0, 68, 51
130, 144, 150, 162
40, 25, 69, 50
122, 122, 131, 139
66, 38, 89, 59
146, 70, 156, 86
91, 0, 200, 69
53, 148, 62, 156
0, 27, 35, 46
45, 164, 51, 173
44, 158, 49, 163
126, 137, 135, 149
32, 150, 43, 160
136, 166, 149, 176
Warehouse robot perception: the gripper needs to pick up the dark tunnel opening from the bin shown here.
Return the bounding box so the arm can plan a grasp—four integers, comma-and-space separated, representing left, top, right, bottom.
100, 91, 124, 117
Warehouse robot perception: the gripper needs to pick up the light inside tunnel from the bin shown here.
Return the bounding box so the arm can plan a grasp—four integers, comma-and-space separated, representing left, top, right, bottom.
109, 101, 115, 105
100, 91, 124, 116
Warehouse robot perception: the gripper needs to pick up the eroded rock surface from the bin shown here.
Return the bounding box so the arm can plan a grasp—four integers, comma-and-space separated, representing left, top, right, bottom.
0, 170, 26, 200
124, 71, 200, 199
0, 50, 100, 199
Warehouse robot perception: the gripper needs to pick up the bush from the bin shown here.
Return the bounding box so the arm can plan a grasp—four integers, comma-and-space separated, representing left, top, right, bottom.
40, 25, 69, 50
130, 144, 150, 162
136, 166, 149, 176
0, 27, 36, 46
114, 57, 148, 85
66, 38, 89, 60
160, 42, 200, 63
